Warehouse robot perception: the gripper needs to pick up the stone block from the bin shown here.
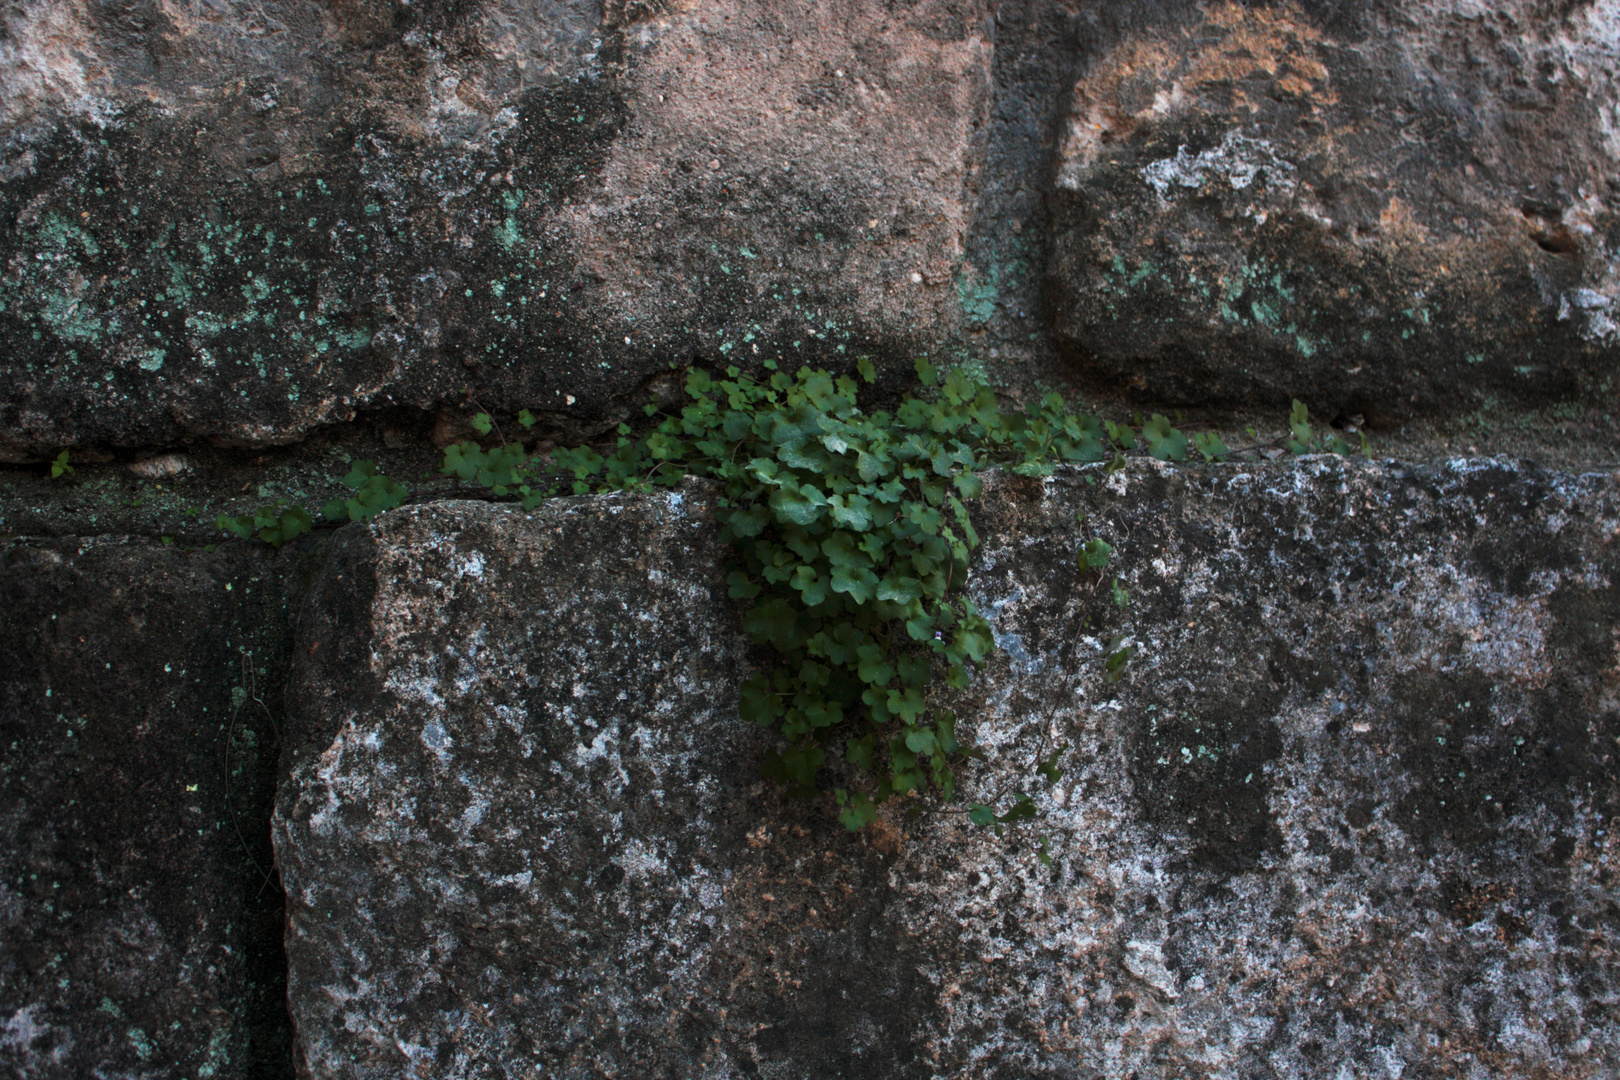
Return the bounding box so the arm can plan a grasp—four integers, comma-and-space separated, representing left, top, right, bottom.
0, 0, 991, 458
0, 539, 297, 1078
1048, 1, 1620, 418
276, 460, 1620, 1076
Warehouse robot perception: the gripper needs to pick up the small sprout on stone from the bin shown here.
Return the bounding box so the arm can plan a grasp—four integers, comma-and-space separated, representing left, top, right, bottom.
1287, 399, 1313, 454
1036, 744, 1067, 785
1103, 637, 1133, 684
216, 505, 313, 547
1142, 413, 1188, 461
1192, 431, 1229, 462
322, 460, 409, 522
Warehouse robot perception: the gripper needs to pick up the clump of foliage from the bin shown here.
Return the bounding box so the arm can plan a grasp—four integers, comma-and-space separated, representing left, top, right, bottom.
210, 358, 1365, 834
593, 357, 1122, 829
217, 504, 313, 547
320, 460, 410, 523
214, 461, 408, 547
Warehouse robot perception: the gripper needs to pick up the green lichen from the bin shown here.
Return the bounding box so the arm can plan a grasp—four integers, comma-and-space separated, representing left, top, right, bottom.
126, 1027, 157, 1062
196, 1028, 232, 1078
956, 264, 1000, 325
494, 216, 523, 250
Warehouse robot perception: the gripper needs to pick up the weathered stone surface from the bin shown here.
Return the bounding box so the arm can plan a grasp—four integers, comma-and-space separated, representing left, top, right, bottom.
0, 0, 993, 458
1049, 1, 1620, 418
274, 488, 770, 1076
0, 539, 298, 1078
277, 459, 1619, 1077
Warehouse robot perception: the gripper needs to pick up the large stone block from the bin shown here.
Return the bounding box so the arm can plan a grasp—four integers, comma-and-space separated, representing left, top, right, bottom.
0, 539, 297, 1078
1049, 1, 1620, 418
276, 459, 1619, 1077
0, 0, 992, 458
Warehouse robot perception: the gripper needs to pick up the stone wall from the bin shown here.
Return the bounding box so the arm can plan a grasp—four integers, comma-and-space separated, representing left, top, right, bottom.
7, 459, 1615, 1077
4, 0, 1618, 459
264, 460, 1619, 1078
1, 539, 299, 1076
3, 2, 1619, 1077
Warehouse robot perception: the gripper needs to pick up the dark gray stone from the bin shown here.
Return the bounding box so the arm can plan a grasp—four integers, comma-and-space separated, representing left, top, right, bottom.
1048, 0, 1620, 419
0, 0, 996, 459
276, 459, 1620, 1078
0, 538, 299, 1078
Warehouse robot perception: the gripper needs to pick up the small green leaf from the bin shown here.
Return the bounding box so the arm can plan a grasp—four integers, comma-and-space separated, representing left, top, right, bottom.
836, 789, 878, 831
1142, 414, 1188, 462
341, 459, 377, 487
1288, 399, 1312, 453
471, 413, 494, 435
956, 617, 994, 663
723, 504, 770, 539
1191, 430, 1229, 462
727, 569, 761, 600
896, 653, 931, 688
856, 643, 894, 687
769, 480, 829, 526
997, 795, 1038, 824
1036, 743, 1067, 784
904, 728, 937, 756
830, 563, 879, 604
739, 674, 780, 726
1078, 537, 1112, 570
952, 471, 983, 499
216, 513, 251, 540
1103, 642, 1133, 683
876, 574, 923, 605
790, 564, 829, 607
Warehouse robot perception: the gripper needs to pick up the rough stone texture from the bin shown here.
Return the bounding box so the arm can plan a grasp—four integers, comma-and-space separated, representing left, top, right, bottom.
0, 0, 994, 458
10, 0, 1620, 458
276, 459, 1619, 1078
274, 488, 764, 1077
1049, 0, 1620, 418
0, 538, 298, 1078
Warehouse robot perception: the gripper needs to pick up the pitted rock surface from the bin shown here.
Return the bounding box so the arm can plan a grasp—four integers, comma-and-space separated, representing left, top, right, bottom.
0, 0, 994, 458
1049, 0, 1620, 417
0, 539, 297, 1078
7, 0, 1618, 459
276, 459, 1619, 1078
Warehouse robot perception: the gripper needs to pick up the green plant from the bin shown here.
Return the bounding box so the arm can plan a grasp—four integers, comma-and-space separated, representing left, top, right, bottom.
542, 358, 1157, 830
215, 459, 409, 545
216, 505, 314, 548
209, 364, 1367, 842
321, 460, 410, 522
49, 450, 73, 479
1287, 399, 1356, 455
421, 359, 1135, 831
